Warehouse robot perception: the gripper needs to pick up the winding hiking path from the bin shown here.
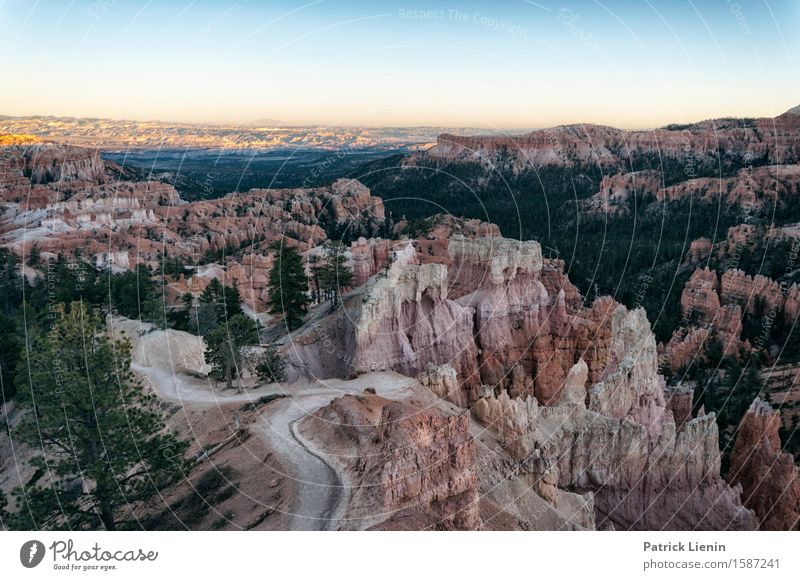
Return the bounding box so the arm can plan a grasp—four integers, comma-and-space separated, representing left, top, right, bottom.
135, 361, 414, 530
259, 397, 344, 530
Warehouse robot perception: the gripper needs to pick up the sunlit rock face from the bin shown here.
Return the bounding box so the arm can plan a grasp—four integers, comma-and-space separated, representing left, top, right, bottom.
290, 232, 757, 530
285, 242, 479, 388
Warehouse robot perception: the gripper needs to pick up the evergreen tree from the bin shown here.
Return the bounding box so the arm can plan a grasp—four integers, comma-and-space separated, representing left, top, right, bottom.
108, 263, 155, 319
26, 243, 41, 268
308, 253, 323, 304
319, 241, 353, 306
159, 252, 190, 278
204, 314, 259, 391
0, 248, 24, 315
252, 344, 287, 385
691, 365, 712, 416
8, 302, 190, 530
733, 360, 764, 421
168, 292, 193, 331
225, 282, 243, 317
199, 277, 224, 309
267, 239, 309, 331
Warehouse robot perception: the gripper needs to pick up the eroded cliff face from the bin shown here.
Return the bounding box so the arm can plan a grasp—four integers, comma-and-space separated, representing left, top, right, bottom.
286, 242, 479, 386
729, 400, 800, 530
472, 310, 755, 530
289, 233, 758, 530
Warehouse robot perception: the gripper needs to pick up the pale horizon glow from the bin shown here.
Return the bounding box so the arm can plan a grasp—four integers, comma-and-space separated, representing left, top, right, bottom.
0, 0, 798, 130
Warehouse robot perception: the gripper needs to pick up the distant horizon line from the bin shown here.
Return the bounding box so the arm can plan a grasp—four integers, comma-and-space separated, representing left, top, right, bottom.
1, 104, 797, 134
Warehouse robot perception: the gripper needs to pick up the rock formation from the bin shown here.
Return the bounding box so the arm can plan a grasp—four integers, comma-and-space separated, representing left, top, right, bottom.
664, 264, 800, 370
472, 310, 756, 530
297, 391, 480, 530
729, 399, 800, 530
286, 242, 479, 388
581, 170, 662, 215
289, 232, 758, 530
656, 165, 800, 211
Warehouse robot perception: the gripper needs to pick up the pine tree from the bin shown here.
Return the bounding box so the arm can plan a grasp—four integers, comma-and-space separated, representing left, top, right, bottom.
704, 331, 725, 367
319, 241, 353, 306
308, 253, 323, 304
108, 263, 155, 319
26, 243, 41, 267
267, 239, 309, 331
0, 312, 20, 400
195, 279, 243, 335
252, 343, 287, 385
8, 302, 190, 530
204, 314, 259, 391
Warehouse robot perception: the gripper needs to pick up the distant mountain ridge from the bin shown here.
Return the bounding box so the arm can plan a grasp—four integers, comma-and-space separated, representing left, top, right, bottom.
422, 107, 800, 172
0, 114, 501, 152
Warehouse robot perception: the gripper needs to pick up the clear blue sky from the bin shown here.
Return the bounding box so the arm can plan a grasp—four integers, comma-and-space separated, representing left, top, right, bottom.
0, 0, 798, 128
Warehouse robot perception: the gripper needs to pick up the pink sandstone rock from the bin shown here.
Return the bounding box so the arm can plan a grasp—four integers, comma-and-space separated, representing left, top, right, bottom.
299, 393, 480, 530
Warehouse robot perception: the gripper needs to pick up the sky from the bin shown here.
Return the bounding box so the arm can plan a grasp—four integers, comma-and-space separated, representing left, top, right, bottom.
0, 0, 798, 129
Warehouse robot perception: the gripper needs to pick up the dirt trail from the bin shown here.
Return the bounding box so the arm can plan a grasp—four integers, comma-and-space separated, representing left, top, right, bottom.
261, 397, 343, 530
259, 373, 416, 530
136, 362, 415, 530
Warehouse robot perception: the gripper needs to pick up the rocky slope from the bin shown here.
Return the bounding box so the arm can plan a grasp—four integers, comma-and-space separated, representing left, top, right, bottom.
663, 265, 800, 371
